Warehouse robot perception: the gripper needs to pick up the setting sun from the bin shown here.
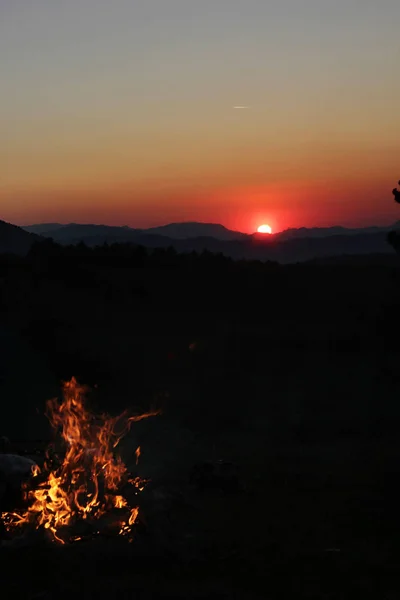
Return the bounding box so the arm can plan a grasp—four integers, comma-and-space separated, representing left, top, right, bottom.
257, 224, 272, 234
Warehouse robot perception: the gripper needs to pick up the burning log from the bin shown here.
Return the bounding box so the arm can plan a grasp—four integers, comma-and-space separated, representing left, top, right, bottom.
0, 454, 38, 512
1, 377, 159, 544
0, 453, 37, 477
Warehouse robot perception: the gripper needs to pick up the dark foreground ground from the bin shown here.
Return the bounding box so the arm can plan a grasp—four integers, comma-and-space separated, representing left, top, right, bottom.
2, 435, 400, 599
2, 249, 400, 598
2, 539, 400, 600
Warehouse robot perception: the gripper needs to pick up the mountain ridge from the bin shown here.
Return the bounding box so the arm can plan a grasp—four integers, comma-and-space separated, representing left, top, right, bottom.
23, 220, 400, 243
2, 219, 400, 263
23, 221, 247, 242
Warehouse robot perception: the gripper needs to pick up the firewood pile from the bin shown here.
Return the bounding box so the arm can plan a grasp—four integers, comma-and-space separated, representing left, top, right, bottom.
1, 429, 243, 551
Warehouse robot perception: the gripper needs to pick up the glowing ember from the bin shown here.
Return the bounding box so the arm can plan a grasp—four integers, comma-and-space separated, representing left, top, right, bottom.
135, 446, 141, 465
1, 377, 159, 544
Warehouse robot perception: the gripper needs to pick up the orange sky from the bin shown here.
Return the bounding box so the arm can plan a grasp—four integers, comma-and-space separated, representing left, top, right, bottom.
1, 1, 400, 233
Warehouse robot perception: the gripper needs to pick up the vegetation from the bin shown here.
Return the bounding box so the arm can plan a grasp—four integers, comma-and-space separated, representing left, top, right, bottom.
2, 218, 400, 597
388, 179, 400, 253
1, 236, 400, 435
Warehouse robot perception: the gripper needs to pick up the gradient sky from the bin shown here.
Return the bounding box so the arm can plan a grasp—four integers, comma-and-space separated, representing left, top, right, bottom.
1, 0, 400, 232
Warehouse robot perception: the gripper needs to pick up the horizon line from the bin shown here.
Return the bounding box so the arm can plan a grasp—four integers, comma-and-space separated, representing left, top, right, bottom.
10, 218, 400, 235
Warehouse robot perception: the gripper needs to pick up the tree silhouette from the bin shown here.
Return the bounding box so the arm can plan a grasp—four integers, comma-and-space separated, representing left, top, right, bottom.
388, 179, 400, 253
393, 181, 400, 204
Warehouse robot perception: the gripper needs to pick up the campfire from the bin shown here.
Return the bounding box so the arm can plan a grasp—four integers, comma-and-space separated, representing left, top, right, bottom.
1, 377, 159, 544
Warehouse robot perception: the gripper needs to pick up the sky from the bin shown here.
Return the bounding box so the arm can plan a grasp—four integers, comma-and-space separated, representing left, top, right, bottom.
1, 0, 400, 233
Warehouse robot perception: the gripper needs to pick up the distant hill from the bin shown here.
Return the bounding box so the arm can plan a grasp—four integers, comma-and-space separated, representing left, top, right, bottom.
23, 223, 65, 235
22, 221, 247, 243
274, 224, 399, 242
250, 232, 397, 264
17, 220, 400, 263
0, 220, 41, 255
164, 231, 397, 263
23, 220, 400, 244
29, 223, 140, 245
144, 222, 247, 241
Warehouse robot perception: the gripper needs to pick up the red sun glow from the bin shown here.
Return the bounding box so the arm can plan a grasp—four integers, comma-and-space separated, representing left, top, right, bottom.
257, 224, 272, 234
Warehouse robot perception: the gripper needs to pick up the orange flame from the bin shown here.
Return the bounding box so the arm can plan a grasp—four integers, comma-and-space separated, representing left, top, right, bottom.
1, 377, 159, 544
135, 446, 141, 465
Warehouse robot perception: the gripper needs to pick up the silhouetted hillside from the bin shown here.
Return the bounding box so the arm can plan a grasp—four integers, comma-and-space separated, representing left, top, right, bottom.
20, 220, 400, 263
86, 230, 395, 263
24, 220, 400, 242
0, 220, 41, 255
31, 223, 140, 243
22, 221, 247, 242
247, 231, 397, 263
144, 222, 248, 240
274, 224, 399, 241
168, 231, 396, 262
23, 223, 65, 235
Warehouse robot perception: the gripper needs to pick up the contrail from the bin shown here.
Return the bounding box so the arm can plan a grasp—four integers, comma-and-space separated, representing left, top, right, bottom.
233, 105, 249, 109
